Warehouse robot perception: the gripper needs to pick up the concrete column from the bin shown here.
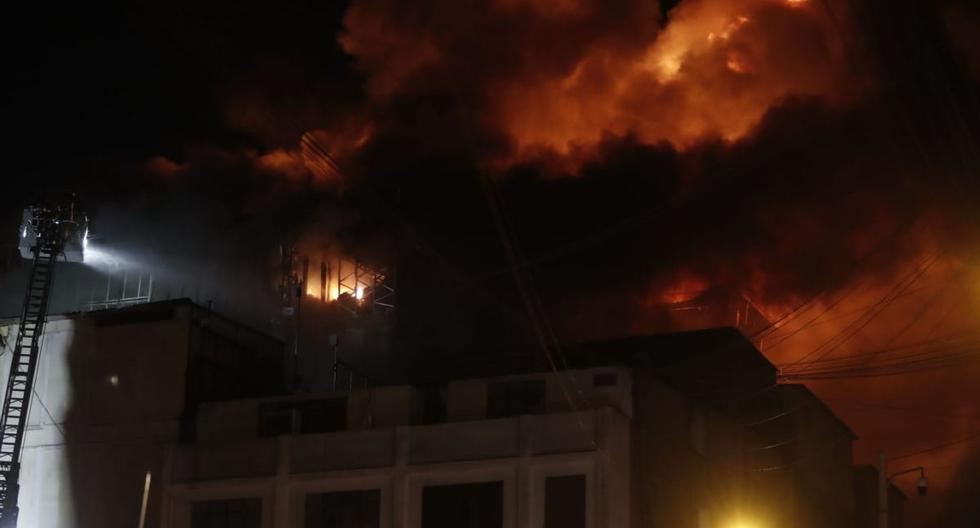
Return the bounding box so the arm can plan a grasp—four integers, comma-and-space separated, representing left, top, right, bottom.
274, 436, 292, 528
595, 410, 607, 528
597, 409, 630, 528
517, 416, 532, 528
159, 445, 175, 528
393, 426, 410, 528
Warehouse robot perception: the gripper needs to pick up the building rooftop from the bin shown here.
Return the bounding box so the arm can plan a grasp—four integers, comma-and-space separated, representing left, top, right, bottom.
414, 327, 777, 407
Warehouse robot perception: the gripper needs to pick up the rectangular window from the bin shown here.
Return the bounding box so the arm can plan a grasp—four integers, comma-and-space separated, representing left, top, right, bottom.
258, 398, 347, 437
298, 398, 347, 434
545, 475, 586, 528
487, 379, 545, 419
422, 481, 503, 528
419, 384, 448, 425
592, 373, 617, 387
191, 498, 261, 528
258, 402, 294, 437
305, 489, 380, 528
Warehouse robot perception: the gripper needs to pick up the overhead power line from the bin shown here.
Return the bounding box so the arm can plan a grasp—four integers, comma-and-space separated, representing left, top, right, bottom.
890, 430, 980, 462
780, 252, 941, 370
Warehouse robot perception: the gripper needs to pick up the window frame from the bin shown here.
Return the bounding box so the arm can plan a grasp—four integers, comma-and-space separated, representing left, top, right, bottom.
529, 459, 595, 528
406, 465, 516, 528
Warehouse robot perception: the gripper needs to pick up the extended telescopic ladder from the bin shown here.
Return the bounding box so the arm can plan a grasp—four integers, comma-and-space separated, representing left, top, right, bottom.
0, 216, 61, 527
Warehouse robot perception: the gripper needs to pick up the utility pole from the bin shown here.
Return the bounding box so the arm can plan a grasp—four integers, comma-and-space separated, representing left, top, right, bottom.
878, 450, 929, 528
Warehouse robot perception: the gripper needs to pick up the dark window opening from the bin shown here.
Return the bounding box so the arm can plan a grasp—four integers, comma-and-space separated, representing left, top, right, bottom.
299, 398, 348, 434
487, 379, 545, 419
422, 481, 503, 528
305, 489, 380, 528
545, 475, 586, 528
259, 398, 347, 437
258, 402, 294, 437
192, 498, 261, 528
419, 384, 448, 425
592, 373, 617, 387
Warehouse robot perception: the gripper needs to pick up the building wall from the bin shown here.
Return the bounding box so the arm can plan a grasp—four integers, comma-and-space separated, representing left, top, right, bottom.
629, 367, 763, 528
1, 307, 191, 528
778, 385, 856, 528
446, 368, 633, 421
0, 312, 860, 528
164, 368, 632, 528
0, 300, 284, 528
172, 359, 860, 528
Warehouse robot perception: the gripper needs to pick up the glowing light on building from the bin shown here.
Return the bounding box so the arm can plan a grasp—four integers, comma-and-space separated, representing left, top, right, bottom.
82, 246, 129, 270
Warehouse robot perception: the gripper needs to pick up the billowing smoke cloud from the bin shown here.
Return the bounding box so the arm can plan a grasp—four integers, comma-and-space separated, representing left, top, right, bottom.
7, 0, 973, 520
339, 0, 859, 165
127, 0, 979, 360
302, 0, 977, 325
0, 1, 973, 525
309, 2, 980, 522
63, 0, 975, 362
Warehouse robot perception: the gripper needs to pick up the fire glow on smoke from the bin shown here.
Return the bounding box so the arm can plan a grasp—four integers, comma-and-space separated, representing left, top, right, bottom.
333, 0, 855, 166
218, 0, 857, 180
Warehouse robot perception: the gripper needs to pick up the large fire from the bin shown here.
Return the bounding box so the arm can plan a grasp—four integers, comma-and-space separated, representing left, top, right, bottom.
337, 0, 857, 165
185, 0, 980, 519
657, 273, 709, 304
300, 255, 378, 303
502, 0, 853, 156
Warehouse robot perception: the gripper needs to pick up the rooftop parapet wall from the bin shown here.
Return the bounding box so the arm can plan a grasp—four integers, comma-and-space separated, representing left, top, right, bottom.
171, 408, 618, 483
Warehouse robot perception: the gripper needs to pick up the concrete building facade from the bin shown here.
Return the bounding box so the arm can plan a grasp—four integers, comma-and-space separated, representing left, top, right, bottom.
0, 299, 870, 528
0, 300, 284, 528
161, 329, 861, 528
165, 367, 631, 528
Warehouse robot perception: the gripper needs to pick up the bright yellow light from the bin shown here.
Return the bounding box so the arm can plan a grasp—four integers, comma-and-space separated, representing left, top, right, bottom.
728, 519, 761, 528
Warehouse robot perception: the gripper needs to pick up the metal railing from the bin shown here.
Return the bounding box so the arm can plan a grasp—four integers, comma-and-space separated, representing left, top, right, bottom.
330, 359, 371, 392
82, 270, 153, 311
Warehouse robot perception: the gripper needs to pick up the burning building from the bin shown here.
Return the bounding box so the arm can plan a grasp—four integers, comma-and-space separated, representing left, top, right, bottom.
1, 0, 978, 524
652, 286, 773, 341
0, 302, 869, 528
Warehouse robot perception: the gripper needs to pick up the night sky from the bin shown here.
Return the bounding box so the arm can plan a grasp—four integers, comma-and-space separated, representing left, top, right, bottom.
5, 1, 980, 525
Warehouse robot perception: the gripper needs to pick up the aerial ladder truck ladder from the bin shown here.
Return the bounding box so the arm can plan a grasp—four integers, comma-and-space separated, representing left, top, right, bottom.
0, 200, 87, 527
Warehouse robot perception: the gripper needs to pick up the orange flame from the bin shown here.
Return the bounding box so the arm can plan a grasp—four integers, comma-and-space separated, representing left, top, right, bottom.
657, 274, 710, 304
300, 255, 378, 304
336, 0, 857, 169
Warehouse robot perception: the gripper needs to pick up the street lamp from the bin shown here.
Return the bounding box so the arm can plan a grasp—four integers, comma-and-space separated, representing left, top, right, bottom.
725, 512, 764, 528
878, 451, 928, 528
